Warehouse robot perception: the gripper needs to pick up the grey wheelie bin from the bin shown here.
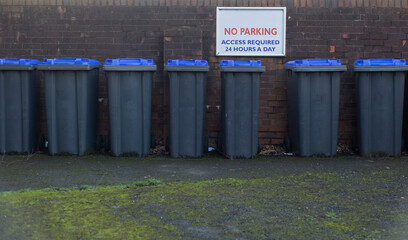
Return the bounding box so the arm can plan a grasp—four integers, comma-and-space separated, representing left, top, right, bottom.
37, 58, 100, 155
164, 59, 209, 158
0, 59, 41, 154
219, 60, 265, 159
285, 59, 346, 156
104, 58, 157, 156
354, 59, 408, 156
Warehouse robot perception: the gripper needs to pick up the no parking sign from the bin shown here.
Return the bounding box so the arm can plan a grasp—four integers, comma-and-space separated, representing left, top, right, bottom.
216, 7, 286, 57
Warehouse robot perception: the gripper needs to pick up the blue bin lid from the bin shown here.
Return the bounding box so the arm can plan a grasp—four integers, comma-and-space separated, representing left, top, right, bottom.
104, 58, 154, 66
42, 58, 100, 65
220, 60, 262, 67
285, 59, 342, 67
0, 58, 41, 65
354, 59, 406, 66
167, 59, 208, 66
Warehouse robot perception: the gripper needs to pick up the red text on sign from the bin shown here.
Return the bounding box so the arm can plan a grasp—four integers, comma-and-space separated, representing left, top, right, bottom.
224, 28, 238, 35
224, 28, 278, 36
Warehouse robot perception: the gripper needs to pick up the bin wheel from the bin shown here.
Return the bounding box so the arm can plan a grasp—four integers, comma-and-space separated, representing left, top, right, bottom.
284, 136, 291, 152
38, 134, 45, 151
151, 134, 156, 149
203, 136, 209, 152
165, 136, 170, 152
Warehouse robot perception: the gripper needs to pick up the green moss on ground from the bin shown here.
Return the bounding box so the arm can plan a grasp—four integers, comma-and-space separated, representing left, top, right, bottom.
1, 172, 408, 239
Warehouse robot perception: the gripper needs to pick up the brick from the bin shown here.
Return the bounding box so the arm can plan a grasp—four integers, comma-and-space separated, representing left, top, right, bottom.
368, 32, 387, 40
15, 0, 26, 5
342, 0, 349, 6
261, 0, 267, 6
0, 3, 406, 147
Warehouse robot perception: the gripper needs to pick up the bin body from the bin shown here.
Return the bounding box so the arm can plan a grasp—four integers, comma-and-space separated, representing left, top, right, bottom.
165, 60, 209, 158
104, 58, 156, 156
220, 60, 265, 159
354, 59, 408, 156
37, 58, 100, 155
285, 59, 346, 156
0, 59, 41, 153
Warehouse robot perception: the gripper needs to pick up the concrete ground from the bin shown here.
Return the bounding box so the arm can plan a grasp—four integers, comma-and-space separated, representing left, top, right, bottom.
1, 153, 408, 239
1, 153, 407, 191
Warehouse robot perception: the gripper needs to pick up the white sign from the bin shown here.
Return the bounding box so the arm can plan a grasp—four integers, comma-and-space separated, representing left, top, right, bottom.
216, 7, 286, 57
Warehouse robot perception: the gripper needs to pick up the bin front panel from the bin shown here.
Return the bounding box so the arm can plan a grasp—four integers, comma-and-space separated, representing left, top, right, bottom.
107, 71, 153, 156
221, 71, 260, 159
357, 71, 405, 156
287, 70, 340, 156
0, 70, 38, 153
169, 71, 206, 158
44, 69, 98, 155
300, 72, 339, 156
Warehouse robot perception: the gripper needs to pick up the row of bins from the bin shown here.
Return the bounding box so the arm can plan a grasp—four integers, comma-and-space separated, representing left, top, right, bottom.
0, 58, 263, 159
1, 57, 408, 158
286, 58, 408, 157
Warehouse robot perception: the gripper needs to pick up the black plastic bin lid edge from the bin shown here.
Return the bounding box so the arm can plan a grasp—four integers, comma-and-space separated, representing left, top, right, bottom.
36, 64, 101, 71
103, 65, 157, 71
354, 65, 408, 72
220, 66, 266, 73
285, 65, 347, 72
164, 65, 209, 72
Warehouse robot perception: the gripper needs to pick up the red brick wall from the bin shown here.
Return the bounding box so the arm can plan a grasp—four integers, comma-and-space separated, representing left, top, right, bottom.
1, 0, 408, 148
